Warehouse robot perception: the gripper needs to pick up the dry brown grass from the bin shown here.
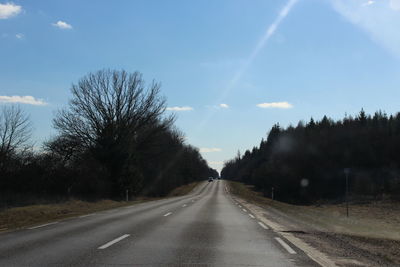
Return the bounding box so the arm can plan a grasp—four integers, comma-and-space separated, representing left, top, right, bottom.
228, 181, 400, 241
0, 182, 200, 232
167, 182, 200, 197
0, 199, 150, 232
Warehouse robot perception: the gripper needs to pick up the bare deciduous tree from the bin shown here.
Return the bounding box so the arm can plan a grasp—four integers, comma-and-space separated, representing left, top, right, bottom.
53, 69, 173, 149
52, 69, 174, 196
0, 105, 32, 157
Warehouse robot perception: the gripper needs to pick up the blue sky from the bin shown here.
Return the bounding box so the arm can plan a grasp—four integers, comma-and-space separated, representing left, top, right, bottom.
1, 0, 400, 172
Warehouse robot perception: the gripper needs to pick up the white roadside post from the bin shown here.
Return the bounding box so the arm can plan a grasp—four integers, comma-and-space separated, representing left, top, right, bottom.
344, 168, 350, 217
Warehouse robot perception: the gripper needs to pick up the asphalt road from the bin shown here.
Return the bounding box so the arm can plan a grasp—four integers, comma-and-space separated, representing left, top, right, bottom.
0, 180, 317, 266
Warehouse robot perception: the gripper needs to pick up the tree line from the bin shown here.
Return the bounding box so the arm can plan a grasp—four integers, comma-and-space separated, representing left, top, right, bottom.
0, 69, 217, 207
221, 110, 400, 204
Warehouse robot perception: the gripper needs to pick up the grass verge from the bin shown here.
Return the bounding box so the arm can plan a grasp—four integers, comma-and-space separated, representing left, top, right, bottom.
0, 182, 201, 232
228, 181, 400, 240
228, 181, 400, 266
168, 181, 200, 197
0, 199, 147, 232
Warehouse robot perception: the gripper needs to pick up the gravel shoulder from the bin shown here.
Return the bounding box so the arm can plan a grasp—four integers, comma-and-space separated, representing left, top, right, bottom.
228, 181, 400, 267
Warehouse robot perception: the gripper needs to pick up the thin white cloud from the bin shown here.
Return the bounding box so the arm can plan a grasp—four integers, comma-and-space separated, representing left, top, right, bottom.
15, 33, 24, 39
0, 2, 22, 19
256, 102, 293, 109
52, 20, 72, 30
331, 0, 400, 58
362, 0, 375, 6
0, 95, 48, 106
200, 147, 222, 153
166, 106, 193, 111
205, 104, 230, 110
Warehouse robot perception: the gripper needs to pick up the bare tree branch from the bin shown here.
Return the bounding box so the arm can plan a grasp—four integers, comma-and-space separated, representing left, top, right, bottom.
0, 105, 32, 156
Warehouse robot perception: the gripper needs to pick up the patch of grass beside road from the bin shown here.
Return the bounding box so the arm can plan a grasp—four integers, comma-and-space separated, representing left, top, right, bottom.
0, 182, 201, 232
228, 181, 400, 265
0, 199, 146, 231
168, 182, 200, 197
227, 181, 400, 241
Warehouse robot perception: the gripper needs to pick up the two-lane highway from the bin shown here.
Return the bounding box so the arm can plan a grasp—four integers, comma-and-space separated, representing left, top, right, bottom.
0, 180, 317, 266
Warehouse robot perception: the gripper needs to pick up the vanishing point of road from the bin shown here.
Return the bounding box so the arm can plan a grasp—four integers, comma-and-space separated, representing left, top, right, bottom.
0, 180, 317, 266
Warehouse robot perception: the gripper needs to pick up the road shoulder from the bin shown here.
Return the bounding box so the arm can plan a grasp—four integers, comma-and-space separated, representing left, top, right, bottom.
227, 181, 399, 267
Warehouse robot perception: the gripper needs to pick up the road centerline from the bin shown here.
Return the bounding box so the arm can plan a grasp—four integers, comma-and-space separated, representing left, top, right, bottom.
98, 234, 130, 250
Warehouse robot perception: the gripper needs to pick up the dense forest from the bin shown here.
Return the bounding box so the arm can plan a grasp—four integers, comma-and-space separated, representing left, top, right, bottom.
0, 70, 217, 207
221, 110, 400, 204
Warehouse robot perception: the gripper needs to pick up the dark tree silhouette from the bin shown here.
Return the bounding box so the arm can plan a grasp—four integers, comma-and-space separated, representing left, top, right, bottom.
52, 69, 175, 197
1, 70, 217, 207
222, 110, 400, 204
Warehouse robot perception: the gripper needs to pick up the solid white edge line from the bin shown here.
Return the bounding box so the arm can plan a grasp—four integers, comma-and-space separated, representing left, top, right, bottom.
249, 214, 255, 219
164, 212, 172, 217
98, 234, 130, 249
258, 221, 269, 230
79, 213, 96, 218
234, 199, 336, 266
242, 209, 247, 212
28, 222, 59, 230
275, 237, 297, 254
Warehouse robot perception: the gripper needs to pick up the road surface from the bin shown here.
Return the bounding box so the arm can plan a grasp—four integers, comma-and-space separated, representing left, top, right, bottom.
0, 180, 317, 266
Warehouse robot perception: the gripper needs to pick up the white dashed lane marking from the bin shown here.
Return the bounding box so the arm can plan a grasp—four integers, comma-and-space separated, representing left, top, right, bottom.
258, 221, 269, 230
163, 212, 172, 217
98, 234, 130, 249
275, 237, 297, 254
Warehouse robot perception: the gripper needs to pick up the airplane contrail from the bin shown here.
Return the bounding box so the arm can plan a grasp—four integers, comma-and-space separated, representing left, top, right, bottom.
196, 0, 299, 131
223, 0, 299, 97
